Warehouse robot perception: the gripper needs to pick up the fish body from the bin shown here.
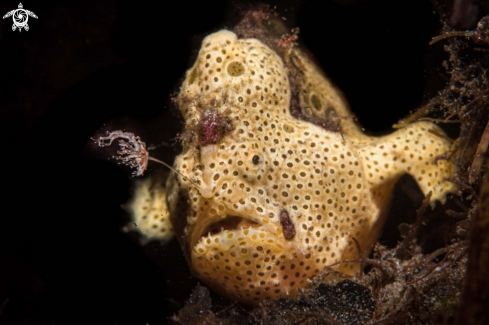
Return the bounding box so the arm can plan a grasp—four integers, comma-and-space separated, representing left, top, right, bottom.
157, 29, 459, 305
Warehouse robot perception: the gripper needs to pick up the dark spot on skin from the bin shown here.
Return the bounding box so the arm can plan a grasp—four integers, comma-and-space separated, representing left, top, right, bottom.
280, 209, 295, 240
252, 155, 260, 165
311, 94, 322, 110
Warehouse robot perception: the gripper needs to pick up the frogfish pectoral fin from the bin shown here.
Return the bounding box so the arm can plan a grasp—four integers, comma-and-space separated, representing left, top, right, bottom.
356, 121, 458, 208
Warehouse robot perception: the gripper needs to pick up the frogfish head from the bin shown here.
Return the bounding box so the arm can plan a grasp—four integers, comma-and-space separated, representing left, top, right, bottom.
167, 30, 378, 305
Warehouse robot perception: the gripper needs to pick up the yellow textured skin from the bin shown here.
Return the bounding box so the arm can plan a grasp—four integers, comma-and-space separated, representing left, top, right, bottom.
124, 176, 174, 244
164, 30, 458, 305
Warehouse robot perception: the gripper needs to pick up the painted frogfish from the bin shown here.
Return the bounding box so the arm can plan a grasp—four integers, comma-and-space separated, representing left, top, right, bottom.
118, 20, 458, 305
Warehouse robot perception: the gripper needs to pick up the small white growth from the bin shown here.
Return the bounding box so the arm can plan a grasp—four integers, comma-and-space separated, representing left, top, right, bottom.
125, 177, 174, 244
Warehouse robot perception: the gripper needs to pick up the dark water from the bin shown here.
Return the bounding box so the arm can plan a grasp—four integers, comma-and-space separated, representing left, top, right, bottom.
0, 0, 483, 324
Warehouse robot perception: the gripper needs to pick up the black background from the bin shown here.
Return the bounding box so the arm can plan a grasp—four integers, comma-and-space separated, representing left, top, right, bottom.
0, 0, 483, 324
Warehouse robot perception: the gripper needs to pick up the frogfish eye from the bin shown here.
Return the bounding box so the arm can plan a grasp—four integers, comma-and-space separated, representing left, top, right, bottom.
252, 155, 260, 165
